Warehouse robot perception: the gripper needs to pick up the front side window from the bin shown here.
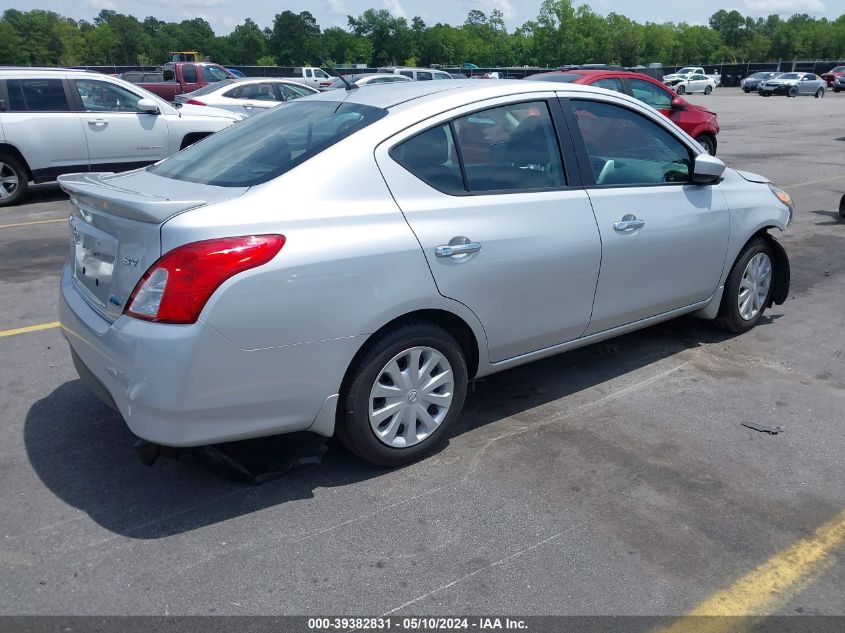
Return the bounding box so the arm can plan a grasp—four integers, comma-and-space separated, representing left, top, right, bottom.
151, 101, 387, 187
417, 72, 433, 81
6, 79, 70, 112
73, 80, 142, 112
628, 79, 673, 109
391, 100, 565, 194
182, 65, 198, 83
572, 99, 692, 186
203, 65, 229, 82
400, 71, 413, 78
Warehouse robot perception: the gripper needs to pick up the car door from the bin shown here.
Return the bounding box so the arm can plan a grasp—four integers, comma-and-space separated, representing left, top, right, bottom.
375, 96, 602, 362
563, 95, 729, 335
235, 82, 279, 116
0, 77, 89, 179
70, 78, 170, 170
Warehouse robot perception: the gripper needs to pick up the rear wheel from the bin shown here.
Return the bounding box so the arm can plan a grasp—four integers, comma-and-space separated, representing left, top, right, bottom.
815, 88, 825, 98
676, 85, 686, 95
695, 134, 716, 156
0, 152, 28, 208
715, 237, 775, 333
337, 321, 468, 467
704, 85, 713, 95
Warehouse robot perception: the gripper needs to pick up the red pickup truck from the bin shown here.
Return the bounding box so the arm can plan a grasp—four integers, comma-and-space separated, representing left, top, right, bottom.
120, 62, 235, 101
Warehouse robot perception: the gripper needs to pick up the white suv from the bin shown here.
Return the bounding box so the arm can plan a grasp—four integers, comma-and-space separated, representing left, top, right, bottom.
0, 68, 242, 206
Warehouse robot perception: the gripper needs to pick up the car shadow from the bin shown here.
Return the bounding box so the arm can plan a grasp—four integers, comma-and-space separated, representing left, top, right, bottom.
24, 315, 763, 539
20, 183, 68, 205
810, 209, 844, 226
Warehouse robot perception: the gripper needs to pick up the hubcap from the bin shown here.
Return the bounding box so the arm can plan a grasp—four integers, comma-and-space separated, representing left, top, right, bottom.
738, 252, 772, 321
368, 346, 454, 448
0, 162, 19, 200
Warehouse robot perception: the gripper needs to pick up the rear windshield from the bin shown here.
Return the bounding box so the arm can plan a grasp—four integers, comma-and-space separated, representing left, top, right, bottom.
150, 101, 387, 187
528, 73, 583, 83
188, 79, 234, 96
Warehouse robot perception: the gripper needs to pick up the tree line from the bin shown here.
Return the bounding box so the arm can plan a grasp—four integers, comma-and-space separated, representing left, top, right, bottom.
2, 2, 845, 69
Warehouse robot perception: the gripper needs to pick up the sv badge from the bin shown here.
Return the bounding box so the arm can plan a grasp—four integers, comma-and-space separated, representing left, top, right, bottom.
122, 256, 140, 267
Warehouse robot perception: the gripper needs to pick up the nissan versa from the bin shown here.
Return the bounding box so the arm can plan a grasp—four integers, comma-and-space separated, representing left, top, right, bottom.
58, 81, 792, 467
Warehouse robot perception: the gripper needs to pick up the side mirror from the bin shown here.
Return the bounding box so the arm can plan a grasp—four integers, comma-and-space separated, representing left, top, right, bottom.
670, 96, 686, 111
692, 153, 725, 184
136, 98, 160, 114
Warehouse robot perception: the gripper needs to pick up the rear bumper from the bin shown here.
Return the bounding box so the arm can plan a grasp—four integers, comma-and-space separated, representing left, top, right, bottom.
60, 265, 360, 446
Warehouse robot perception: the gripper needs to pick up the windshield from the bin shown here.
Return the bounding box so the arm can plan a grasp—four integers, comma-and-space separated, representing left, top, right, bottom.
187, 79, 233, 96
752, 72, 771, 78
203, 65, 230, 82
150, 101, 387, 187
528, 73, 583, 83
677, 67, 697, 74
779, 73, 800, 79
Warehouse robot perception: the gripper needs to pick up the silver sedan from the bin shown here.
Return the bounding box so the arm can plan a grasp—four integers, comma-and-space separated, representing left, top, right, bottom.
174, 78, 318, 116
58, 81, 793, 467
758, 72, 826, 97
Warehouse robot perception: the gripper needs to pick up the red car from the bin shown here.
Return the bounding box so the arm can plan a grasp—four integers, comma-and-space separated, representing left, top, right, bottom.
526, 69, 720, 155
821, 66, 845, 87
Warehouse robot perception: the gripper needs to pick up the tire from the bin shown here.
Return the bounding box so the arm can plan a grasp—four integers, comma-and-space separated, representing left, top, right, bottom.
788, 86, 799, 98
761, 92, 770, 97
704, 85, 713, 95
714, 237, 775, 334
0, 152, 28, 208
676, 85, 686, 95
336, 321, 469, 467
815, 88, 824, 98
839, 194, 845, 219
695, 134, 716, 156
743, 88, 750, 93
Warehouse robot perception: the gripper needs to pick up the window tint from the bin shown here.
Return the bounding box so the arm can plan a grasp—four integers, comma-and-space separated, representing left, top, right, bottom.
74, 79, 142, 112
628, 79, 673, 109
238, 82, 276, 101
592, 77, 624, 93
417, 72, 433, 81
7, 79, 69, 112
529, 73, 583, 83
315, 69, 329, 79
572, 100, 692, 186
278, 83, 311, 100
151, 101, 387, 187
434, 73, 450, 80
305, 68, 313, 78
182, 64, 198, 83
203, 65, 229, 82
391, 124, 464, 194
454, 101, 565, 192
400, 71, 413, 78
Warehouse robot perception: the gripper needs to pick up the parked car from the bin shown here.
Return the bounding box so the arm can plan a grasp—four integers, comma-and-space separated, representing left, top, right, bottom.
664, 73, 717, 95
740, 72, 781, 92
758, 72, 826, 98
225, 67, 246, 78
0, 68, 241, 207
320, 73, 412, 91
175, 78, 317, 116
663, 67, 721, 86
449, 72, 470, 79
820, 66, 845, 87
58, 80, 792, 467
377, 67, 453, 81
833, 76, 845, 93
287, 66, 333, 90
122, 62, 235, 101
526, 69, 720, 154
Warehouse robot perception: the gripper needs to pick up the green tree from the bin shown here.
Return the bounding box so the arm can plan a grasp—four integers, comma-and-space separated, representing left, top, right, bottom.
270, 11, 321, 65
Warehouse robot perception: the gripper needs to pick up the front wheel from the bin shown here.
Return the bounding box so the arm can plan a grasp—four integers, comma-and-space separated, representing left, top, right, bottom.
337, 322, 468, 467
0, 152, 28, 208
676, 85, 686, 95
788, 86, 799, 98
815, 88, 825, 98
695, 134, 716, 155
715, 237, 775, 333
704, 85, 713, 95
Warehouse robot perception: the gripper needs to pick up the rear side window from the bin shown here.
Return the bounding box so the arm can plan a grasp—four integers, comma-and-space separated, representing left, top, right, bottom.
628, 79, 673, 109
391, 100, 565, 195
6, 79, 70, 112
151, 101, 387, 187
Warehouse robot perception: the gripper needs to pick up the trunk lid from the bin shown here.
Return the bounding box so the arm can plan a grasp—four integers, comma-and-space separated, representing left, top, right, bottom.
59, 169, 248, 321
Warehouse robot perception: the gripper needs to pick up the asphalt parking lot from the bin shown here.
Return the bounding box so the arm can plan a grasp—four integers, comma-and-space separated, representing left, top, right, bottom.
1, 88, 844, 618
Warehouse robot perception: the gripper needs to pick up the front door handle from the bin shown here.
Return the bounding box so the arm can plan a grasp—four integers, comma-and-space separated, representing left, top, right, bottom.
613, 214, 645, 232
435, 241, 482, 257
87, 119, 108, 127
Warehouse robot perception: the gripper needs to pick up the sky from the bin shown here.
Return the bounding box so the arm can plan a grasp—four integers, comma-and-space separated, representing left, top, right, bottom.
2, 0, 844, 34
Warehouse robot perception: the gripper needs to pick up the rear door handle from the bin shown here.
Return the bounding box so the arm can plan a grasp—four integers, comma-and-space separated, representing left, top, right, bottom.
613, 215, 645, 232
435, 242, 482, 257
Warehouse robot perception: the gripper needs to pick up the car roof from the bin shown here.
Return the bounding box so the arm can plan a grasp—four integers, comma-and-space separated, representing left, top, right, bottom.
303, 78, 634, 110
0, 67, 90, 74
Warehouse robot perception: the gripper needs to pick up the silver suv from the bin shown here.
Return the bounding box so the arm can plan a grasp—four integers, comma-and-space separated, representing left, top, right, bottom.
0, 68, 241, 206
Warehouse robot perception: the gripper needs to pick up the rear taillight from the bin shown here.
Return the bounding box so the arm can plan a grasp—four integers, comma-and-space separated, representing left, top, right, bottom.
186, 99, 206, 106
125, 235, 285, 324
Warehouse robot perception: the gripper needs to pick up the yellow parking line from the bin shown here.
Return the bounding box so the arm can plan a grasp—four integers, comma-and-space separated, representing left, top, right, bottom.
783, 174, 845, 189
0, 218, 66, 229
0, 321, 61, 338
658, 508, 845, 633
